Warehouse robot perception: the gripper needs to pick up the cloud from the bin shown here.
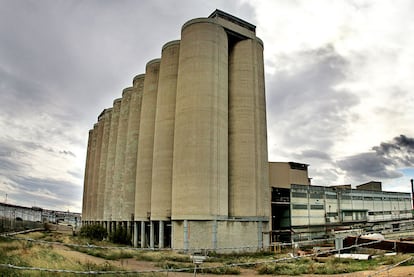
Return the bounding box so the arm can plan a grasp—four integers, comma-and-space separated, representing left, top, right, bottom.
372, 135, 414, 166
1, 0, 414, 210
59, 150, 76, 157
267, 45, 359, 161
338, 135, 414, 182
4, 175, 82, 211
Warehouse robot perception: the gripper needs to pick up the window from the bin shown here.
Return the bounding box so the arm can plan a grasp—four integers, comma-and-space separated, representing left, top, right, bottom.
311, 205, 324, 210
326, 194, 337, 199
326, 212, 338, 217
292, 204, 308, 210
292, 192, 307, 198
310, 193, 324, 199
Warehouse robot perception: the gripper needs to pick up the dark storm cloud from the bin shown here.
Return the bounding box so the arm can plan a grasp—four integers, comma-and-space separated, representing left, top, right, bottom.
372, 135, 414, 166
266, 45, 359, 154
337, 135, 414, 181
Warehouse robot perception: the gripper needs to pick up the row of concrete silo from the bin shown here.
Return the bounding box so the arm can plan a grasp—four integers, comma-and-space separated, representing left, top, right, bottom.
82, 10, 270, 250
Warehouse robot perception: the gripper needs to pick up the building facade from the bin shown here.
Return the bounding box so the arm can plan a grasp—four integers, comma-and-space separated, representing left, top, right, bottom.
269, 162, 413, 243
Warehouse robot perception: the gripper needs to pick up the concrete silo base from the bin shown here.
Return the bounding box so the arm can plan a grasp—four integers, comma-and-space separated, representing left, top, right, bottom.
171, 219, 269, 252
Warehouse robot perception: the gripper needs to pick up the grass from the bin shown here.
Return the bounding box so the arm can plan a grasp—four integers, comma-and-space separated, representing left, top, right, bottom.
0, 232, 125, 276
256, 254, 414, 275
69, 246, 135, 260
1, 231, 413, 276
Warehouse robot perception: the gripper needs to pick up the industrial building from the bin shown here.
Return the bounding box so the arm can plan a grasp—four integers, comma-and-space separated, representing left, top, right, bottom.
0, 202, 81, 232
269, 162, 413, 243
82, 10, 413, 250
82, 10, 269, 250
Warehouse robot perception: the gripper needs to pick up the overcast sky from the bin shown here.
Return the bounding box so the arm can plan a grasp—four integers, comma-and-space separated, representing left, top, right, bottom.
1, 0, 413, 213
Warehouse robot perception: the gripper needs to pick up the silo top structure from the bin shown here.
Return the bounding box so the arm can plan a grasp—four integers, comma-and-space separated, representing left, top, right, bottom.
208, 9, 256, 38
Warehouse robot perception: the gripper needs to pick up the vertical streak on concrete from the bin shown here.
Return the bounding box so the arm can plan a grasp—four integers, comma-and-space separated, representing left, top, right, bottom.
113, 88, 133, 220
97, 109, 112, 222
183, 220, 189, 251
82, 129, 93, 222
135, 59, 160, 221
104, 99, 122, 223
172, 19, 228, 220
212, 220, 217, 250
122, 75, 144, 223
258, 221, 263, 249
151, 40, 180, 222
228, 38, 269, 217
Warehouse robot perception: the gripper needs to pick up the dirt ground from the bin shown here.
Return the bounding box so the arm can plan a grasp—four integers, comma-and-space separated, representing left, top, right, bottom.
52, 244, 414, 277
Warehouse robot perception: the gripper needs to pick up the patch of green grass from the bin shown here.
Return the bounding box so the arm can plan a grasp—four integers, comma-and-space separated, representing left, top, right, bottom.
156, 260, 193, 272
69, 246, 134, 260
199, 265, 241, 275
83, 260, 120, 271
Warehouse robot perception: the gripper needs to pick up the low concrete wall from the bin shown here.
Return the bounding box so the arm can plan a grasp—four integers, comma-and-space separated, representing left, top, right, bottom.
172, 220, 269, 252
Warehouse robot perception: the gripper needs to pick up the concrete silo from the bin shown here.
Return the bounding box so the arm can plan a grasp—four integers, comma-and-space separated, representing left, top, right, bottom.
83, 10, 270, 251
113, 88, 133, 223
134, 59, 160, 247
151, 40, 180, 248
87, 123, 100, 222
172, 19, 229, 223
96, 108, 112, 224
103, 98, 121, 232
228, 38, 270, 218
121, 75, 144, 233
82, 129, 93, 224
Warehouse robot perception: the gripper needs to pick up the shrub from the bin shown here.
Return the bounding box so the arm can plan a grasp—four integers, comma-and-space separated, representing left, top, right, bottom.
109, 226, 131, 245
80, 224, 107, 241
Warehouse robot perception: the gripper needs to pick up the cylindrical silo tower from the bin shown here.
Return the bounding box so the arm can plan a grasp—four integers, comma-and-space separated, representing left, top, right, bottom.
172, 19, 229, 220
103, 98, 121, 230
135, 59, 160, 221
82, 129, 93, 223
151, 40, 180, 248
121, 75, 144, 225
151, 40, 180, 220
228, 38, 270, 217
113, 88, 133, 222
87, 123, 99, 223
96, 108, 112, 223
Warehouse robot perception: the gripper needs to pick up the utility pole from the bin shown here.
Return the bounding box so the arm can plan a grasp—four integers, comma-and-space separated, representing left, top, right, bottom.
411, 179, 414, 210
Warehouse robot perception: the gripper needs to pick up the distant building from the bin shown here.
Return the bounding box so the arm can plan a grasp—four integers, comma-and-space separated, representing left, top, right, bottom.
41, 209, 81, 228
269, 162, 413, 243
0, 202, 41, 222
0, 202, 81, 231
357, 181, 382, 191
